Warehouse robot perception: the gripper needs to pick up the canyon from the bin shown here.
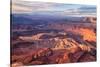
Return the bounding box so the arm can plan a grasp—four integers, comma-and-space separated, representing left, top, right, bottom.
11, 16, 96, 66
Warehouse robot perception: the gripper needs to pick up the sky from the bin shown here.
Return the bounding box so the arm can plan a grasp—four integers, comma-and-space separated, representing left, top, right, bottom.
11, 0, 96, 16
19, 0, 96, 5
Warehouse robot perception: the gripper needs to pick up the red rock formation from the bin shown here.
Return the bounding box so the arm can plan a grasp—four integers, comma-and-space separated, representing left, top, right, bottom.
79, 53, 96, 62
69, 50, 84, 62
11, 48, 53, 65
79, 28, 96, 42
47, 49, 70, 64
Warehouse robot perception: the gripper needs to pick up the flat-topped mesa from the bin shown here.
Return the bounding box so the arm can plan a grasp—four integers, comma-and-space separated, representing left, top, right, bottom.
18, 33, 45, 41
18, 32, 67, 41
82, 17, 96, 23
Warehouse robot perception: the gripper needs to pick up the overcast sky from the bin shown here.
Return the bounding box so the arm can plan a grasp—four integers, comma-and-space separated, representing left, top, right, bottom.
17, 0, 96, 5
11, 0, 96, 17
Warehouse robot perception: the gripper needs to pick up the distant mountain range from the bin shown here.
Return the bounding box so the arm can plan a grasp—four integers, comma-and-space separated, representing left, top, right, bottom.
11, 13, 86, 25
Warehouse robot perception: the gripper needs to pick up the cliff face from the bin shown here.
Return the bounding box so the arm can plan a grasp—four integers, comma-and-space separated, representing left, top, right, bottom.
66, 28, 96, 42
79, 28, 96, 42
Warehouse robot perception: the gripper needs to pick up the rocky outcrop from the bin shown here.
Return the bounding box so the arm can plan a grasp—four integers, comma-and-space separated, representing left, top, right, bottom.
11, 47, 96, 66
48, 49, 70, 64
83, 17, 96, 24
11, 48, 53, 65
78, 53, 96, 62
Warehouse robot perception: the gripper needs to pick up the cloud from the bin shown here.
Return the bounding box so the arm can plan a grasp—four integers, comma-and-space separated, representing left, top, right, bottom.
23, 0, 96, 5
11, 0, 96, 16
12, 0, 58, 13
12, 0, 33, 13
